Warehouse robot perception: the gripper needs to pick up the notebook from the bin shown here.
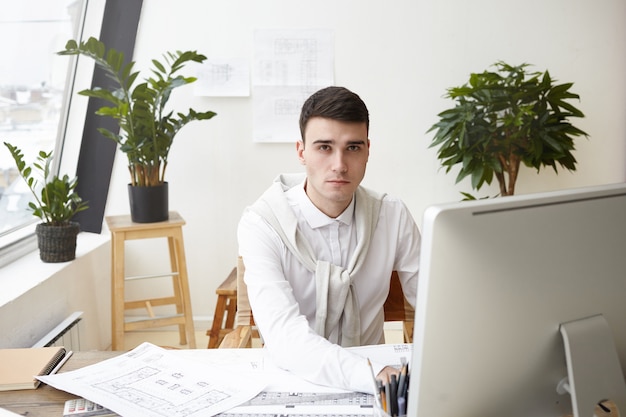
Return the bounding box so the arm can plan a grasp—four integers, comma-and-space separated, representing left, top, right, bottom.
0, 346, 66, 391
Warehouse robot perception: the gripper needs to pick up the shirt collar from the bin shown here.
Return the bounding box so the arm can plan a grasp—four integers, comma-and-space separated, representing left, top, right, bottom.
286, 178, 355, 229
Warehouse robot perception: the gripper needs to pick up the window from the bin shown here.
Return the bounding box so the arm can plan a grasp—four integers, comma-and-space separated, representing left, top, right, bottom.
0, 0, 86, 266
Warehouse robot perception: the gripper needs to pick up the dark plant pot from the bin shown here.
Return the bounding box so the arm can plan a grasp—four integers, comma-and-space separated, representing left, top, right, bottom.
36, 222, 80, 263
128, 182, 169, 223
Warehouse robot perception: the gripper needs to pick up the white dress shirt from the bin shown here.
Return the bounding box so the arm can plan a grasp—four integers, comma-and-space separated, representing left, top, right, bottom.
237, 178, 420, 393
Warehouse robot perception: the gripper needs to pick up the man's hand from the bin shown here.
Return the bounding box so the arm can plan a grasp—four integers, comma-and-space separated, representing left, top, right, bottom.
376, 365, 400, 384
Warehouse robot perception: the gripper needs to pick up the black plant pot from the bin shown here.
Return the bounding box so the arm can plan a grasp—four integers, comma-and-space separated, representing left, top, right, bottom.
36, 222, 80, 263
128, 182, 169, 223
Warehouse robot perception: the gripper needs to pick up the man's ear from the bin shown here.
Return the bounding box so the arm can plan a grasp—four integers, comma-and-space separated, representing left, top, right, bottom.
296, 140, 306, 165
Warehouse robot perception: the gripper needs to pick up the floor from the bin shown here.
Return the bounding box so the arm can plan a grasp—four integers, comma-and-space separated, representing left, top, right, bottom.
122, 324, 405, 351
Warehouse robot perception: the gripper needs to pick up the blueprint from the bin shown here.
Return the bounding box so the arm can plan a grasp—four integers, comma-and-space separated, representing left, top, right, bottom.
38, 342, 411, 416
38, 342, 267, 417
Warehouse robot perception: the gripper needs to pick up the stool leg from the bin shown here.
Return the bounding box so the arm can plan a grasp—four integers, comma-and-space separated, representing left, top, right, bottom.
111, 231, 126, 351
168, 236, 186, 345
170, 230, 196, 349
208, 295, 227, 348
224, 295, 237, 329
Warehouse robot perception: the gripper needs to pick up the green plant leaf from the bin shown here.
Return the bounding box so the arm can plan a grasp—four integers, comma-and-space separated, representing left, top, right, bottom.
427, 61, 588, 196
3, 142, 88, 223
56, 37, 218, 186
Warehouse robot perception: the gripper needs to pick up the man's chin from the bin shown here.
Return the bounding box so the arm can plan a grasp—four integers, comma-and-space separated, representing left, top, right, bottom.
325, 191, 354, 205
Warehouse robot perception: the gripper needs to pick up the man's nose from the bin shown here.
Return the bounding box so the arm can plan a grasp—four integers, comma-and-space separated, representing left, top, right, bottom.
331, 151, 348, 173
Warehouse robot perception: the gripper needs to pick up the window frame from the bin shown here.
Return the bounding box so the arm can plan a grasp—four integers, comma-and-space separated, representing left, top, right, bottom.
0, 0, 144, 268
0, 0, 89, 268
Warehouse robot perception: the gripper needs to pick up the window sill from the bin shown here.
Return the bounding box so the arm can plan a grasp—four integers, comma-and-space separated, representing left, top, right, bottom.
0, 231, 110, 309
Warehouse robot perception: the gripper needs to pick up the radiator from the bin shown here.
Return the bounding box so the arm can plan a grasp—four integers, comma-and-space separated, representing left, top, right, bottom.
31, 311, 83, 350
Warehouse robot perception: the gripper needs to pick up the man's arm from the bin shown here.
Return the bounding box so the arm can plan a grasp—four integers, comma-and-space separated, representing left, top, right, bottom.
238, 210, 384, 393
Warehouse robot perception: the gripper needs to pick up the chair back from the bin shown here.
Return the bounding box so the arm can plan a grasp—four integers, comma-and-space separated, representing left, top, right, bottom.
384, 271, 415, 343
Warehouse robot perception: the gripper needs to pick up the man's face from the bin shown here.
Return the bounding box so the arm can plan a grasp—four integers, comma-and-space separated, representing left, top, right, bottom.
297, 117, 370, 218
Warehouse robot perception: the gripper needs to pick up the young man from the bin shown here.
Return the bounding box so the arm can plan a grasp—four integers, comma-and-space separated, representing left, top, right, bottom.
237, 86, 420, 393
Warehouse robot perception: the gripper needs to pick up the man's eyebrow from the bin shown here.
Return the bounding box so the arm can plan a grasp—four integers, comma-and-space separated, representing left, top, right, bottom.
311, 139, 367, 145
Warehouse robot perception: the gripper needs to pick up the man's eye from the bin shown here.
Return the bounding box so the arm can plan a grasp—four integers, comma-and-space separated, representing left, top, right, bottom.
318, 145, 331, 151
347, 145, 361, 151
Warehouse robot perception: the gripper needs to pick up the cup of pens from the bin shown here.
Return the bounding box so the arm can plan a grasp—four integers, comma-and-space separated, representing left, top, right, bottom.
374, 403, 407, 417
369, 358, 409, 417
372, 374, 408, 417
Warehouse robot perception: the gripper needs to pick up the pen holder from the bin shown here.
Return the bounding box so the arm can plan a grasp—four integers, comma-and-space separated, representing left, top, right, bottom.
373, 402, 407, 417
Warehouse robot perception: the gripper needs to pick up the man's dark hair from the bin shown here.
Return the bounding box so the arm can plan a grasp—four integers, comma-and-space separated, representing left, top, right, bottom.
299, 86, 369, 142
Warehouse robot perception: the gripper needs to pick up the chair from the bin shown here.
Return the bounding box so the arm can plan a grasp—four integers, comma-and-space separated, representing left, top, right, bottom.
384, 271, 415, 343
206, 267, 238, 348
207, 257, 254, 348
218, 257, 414, 349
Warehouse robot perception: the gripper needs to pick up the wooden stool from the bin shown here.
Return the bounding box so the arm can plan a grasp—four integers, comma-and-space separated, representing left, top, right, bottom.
206, 267, 237, 348
106, 211, 196, 351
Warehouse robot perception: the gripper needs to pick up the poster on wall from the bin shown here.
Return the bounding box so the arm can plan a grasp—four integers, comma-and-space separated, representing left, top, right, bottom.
194, 57, 250, 97
252, 28, 334, 143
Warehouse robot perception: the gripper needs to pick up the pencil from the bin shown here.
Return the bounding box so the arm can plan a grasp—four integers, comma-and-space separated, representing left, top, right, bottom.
383, 381, 392, 413
379, 379, 386, 413
367, 358, 383, 409
397, 361, 407, 399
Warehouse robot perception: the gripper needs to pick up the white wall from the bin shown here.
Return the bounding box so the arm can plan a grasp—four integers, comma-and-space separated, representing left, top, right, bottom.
0, 234, 110, 349
93, 0, 626, 324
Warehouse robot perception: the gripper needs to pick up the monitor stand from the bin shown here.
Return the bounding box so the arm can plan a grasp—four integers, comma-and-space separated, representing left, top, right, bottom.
558, 314, 626, 417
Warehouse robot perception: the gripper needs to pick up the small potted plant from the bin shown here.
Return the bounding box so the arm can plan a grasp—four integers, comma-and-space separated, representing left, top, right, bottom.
57, 37, 217, 222
4, 142, 89, 262
428, 61, 588, 198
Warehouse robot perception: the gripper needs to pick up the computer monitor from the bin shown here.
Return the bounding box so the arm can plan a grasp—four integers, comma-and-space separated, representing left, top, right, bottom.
408, 182, 626, 417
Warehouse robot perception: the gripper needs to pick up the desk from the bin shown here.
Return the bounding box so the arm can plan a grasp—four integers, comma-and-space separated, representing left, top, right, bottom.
0, 349, 618, 417
0, 351, 120, 417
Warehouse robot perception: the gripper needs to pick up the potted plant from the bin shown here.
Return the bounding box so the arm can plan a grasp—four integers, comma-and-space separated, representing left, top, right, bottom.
57, 37, 217, 222
3, 142, 89, 262
428, 61, 588, 198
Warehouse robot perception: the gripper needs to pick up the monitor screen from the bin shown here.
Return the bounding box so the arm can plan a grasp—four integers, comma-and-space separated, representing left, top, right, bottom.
408, 182, 626, 417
